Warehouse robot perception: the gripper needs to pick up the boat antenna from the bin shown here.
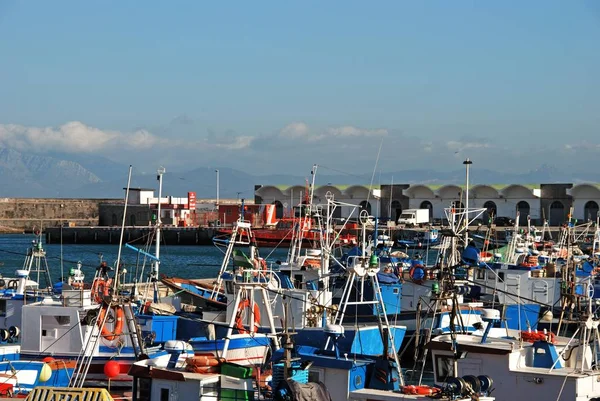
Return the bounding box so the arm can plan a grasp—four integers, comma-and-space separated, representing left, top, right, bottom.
113, 165, 133, 292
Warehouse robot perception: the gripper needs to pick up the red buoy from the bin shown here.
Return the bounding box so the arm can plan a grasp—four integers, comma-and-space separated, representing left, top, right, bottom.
104, 360, 120, 378
42, 357, 55, 363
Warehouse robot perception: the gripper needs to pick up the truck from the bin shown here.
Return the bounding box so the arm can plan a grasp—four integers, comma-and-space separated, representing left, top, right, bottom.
397, 208, 430, 227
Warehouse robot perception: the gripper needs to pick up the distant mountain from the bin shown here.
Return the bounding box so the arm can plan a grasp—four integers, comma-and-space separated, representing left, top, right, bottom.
0, 147, 101, 197
0, 147, 596, 198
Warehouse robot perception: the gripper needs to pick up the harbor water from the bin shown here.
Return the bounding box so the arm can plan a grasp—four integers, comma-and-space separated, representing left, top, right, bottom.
0, 233, 290, 282
0, 233, 441, 282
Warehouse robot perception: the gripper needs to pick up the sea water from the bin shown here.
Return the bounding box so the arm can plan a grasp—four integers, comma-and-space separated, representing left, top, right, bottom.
0, 233, 288, 282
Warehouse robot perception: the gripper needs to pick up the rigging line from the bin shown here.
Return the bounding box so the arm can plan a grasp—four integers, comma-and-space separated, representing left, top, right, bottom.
405, 266, 568, 314
318, 165, 368, 181
263, 229, 294, 260
366, 136, 385, 207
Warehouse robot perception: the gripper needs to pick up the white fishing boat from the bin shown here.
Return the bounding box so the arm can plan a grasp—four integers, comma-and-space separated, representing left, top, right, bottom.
427, 308, 600, 401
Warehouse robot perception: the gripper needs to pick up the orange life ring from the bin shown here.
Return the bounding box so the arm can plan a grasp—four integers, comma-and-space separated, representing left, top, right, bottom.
98, 305, 124, 341
235, 299, 260, 334
91, 278, 112, 303
520, 256, 539, 268
401, 385, 440, 395
186, 365, 220, 374
186, 356, 223, 367
303, 259, 320, 269
521, 330, 556, 344
71, 281, 84, 290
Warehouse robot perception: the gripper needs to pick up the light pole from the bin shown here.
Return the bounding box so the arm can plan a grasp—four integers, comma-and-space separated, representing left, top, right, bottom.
215, 169, 220, 209
153, 166, 165, 302
463, 158, 472, 245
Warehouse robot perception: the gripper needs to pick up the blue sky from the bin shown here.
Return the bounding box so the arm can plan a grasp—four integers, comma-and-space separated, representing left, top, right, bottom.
0, 1, 599, 175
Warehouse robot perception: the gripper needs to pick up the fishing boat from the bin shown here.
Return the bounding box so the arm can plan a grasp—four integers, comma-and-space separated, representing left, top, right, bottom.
0, 359, 76, 397
427, 298, 600, 401
397, 228, 440, 249
159, 276, 226, 312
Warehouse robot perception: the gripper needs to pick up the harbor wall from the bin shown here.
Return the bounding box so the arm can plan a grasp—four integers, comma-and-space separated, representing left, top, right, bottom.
45, 226, 217, 245
0, 198, 114, 232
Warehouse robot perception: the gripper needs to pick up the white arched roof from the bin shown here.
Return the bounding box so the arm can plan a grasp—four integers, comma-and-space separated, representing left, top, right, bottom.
436, 185, 462, 199
404, 185, 435, 199
282, 185, 308, 199
471, 185, 499, 199
501, 185, 535, 198
314, 185, 343, 200
255, 186, 284, 199
344, 185, 370, 199
570, 184, 600, 198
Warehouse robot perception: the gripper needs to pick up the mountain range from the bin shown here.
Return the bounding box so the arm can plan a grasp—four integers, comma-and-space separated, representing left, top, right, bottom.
0, 147, 597, 199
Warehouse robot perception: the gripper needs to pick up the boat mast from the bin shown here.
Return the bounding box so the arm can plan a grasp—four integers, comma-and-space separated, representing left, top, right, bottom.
113, 165, 133, 291
152, 166, 165, 302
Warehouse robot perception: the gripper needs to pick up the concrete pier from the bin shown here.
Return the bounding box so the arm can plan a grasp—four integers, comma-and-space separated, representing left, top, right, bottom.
45, 226, 217, 245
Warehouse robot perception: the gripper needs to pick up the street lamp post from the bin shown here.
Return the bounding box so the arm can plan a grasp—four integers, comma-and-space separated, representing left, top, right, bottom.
463, 158, 473, 245
215, 169, 220, 209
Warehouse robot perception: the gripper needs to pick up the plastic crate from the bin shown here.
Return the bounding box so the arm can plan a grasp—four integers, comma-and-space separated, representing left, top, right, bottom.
271, 363, 309, 390
221, 363, 253, 379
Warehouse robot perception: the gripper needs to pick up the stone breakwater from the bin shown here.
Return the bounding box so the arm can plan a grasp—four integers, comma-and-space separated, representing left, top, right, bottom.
0, 198, 112, 232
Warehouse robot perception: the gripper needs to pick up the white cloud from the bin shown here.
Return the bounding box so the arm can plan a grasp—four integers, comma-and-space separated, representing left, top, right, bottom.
564, 142, 600, 151
279, 122, 310, 139
326, 126, 388, 138
446, 140, 492, 151
278, 122, 387, 142
0, 121, 162, 153
215, 136, 254, 150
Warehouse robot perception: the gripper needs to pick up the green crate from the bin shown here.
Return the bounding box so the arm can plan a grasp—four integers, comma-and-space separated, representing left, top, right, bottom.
221, 389, 254, 401
221, 363, 253, 379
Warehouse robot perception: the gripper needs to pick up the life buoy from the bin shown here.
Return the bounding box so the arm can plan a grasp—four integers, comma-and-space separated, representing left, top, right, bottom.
235, 299, 260, 334
251, 258, 268, 276
98, 305, 124, 341
91, 278, 112, 303
521, 330, 556, 344
401, 385, 440, 395
302, 259, 320, 269
186, 356, 223, 367
409, 265, 426, 284
71, 281, 84, 290
520, 256, 539, 268
186, 365, 220, 374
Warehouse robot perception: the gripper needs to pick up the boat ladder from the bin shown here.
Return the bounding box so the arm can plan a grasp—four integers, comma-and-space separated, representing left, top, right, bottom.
328, 254, 405, 386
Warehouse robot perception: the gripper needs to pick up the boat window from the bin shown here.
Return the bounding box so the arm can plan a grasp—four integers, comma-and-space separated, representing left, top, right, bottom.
41, 315, 71, 326
225, 280, 234, 294
0, 300, 5, 317
294, 274, 303, 289
308, 368, 324, 383
201, 382, 218, 396
434, 355, 455, 382
476, 269, 486, 280
160, 388, 169, 401
497, 272, 505, 283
